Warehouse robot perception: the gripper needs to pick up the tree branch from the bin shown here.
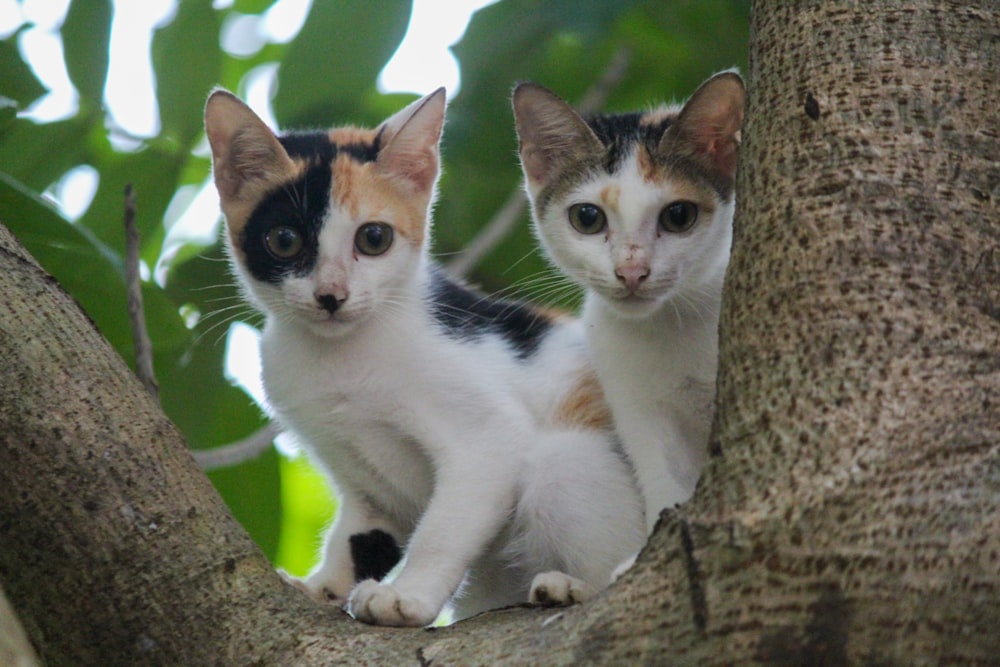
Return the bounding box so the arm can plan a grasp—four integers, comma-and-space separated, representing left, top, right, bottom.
192, 422, 281, 470
446, 46, 632, 278
124, 183, 159, 403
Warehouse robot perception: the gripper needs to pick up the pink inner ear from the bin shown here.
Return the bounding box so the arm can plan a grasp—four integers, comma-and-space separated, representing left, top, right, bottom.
707, 127, 740, 180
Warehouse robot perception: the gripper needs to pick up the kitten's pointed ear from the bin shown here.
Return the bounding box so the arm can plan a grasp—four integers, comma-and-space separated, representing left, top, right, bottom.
661, 71, 745, 181
204, 88, 294, 202
376, 88, 446, 194
512, 83, 604, 188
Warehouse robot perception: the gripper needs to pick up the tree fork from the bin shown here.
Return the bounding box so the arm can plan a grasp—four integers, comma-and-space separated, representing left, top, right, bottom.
0, 1, 997, 665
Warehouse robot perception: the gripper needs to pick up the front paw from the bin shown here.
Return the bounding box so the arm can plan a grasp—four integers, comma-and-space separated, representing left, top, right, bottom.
278, 568, 346, 607
347, 579, 439, 627
529, 571, 596, 607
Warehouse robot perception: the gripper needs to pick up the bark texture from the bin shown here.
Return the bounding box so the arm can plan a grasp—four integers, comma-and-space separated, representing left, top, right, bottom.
0, 1, 997, 665
703, 0, 1000, 662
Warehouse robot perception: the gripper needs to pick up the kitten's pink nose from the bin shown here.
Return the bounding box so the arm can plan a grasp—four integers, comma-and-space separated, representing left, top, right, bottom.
615, 264, 650, 293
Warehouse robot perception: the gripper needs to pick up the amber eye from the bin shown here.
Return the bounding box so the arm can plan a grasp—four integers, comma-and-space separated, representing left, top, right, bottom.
567, 203, 607, 235
659, 201, 698, 233
264, 225, 304, 259
355, 222, 394, 256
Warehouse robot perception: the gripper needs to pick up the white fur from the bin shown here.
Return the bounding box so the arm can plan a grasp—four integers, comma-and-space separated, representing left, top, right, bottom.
218, 94, 644, 626
515, 75, 742, 539
255, 248, 644, 626
533, 153, 731, 532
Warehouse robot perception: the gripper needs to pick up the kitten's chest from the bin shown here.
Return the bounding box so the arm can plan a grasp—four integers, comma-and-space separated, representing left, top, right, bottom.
259, 325, 433, 518
586, 302, 717, 410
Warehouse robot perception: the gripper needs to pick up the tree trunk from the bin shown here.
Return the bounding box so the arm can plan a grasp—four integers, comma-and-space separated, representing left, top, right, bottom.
1, 1, 997, 664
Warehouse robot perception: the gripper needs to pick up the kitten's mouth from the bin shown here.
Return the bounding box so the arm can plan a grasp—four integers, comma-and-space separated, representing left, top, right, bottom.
605, 289, 664, 317
613, 289, 656, 304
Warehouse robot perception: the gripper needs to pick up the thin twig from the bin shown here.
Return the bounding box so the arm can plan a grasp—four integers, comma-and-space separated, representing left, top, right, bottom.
124, 184, 159, 403
446, 46, 633, 278
192, 422, 282, 470
446, 189, 528, 278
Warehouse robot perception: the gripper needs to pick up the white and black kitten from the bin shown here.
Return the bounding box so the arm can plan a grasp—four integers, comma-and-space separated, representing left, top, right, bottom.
205, 88, 644, 626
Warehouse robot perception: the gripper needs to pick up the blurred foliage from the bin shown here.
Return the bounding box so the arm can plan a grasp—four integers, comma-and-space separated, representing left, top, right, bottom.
0, 0, 748, 571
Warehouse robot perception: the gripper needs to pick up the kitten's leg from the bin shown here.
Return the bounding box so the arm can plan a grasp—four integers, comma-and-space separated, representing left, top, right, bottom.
285, 491, 400, 606
518, 430, 646, 607
347, 446, 520, 627
616, 411, 699, 536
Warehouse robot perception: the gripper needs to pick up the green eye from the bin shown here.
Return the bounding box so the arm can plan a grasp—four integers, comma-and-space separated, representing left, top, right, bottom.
355, 222, 394, 256
659, 201, 698, 233
265, 225, 304, 259
567, 203, 607, 235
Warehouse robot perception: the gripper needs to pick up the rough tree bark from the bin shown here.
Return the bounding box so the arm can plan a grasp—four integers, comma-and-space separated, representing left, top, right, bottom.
0, 1, 997, 664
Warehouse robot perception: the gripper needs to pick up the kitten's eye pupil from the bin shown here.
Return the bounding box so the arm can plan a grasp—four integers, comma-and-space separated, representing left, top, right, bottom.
265, 225, 304, 259
355, 222, 394, 256
660, 201, 698, 233
568, 203, 607, 235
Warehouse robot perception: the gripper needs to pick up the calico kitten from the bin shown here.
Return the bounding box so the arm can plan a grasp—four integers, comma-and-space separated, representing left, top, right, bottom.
513, 72, 745, 534
204, 88, 644, 626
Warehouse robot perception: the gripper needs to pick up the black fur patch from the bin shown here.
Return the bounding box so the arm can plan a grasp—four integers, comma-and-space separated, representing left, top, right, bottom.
241, 160, 329, 284
339, 126, 383, 164
586, 111, 674, 173
350, 529, 402, 582
428, 267, 554, 360
278, 131, 336, 163
241, 131, 383, 284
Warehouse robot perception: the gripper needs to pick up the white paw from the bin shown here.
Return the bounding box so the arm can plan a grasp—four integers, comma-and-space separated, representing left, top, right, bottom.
529, 571, 596, 607
278, 568, 346, 606
611, 551, 638, 582
347, 579, 439, 627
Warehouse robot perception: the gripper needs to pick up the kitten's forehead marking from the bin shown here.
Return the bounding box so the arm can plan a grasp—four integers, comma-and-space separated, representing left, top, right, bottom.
328, 163, 426, 246
600, 184, 621, 211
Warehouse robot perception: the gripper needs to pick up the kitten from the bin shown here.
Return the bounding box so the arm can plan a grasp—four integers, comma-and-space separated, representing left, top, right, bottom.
513, 72, 745, 535
204, 87, 644, 626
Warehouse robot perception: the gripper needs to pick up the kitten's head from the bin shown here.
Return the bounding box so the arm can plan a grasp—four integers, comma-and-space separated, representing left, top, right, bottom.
205, 88, 446, 337
513, 72, 745, 318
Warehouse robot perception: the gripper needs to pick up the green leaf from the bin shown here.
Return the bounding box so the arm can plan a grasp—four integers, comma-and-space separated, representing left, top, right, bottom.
0, 172, 189, 359
273, 0, 412, 127
152, 1, 222, 147
61, 0, 112, 106
0, 116, 93, 192
0, 29, 46, 107
0, 97, 17, 129
275, 455, 337, 576
208, 447, 282, 561
232, 0, 278, 14
76, 145, 184, 255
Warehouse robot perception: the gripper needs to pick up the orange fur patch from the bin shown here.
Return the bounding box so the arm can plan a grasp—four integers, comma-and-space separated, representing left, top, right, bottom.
553, 370, 614, 432
328, 126, 379, 147
637, 146, 660, 184
324, 125, 430, 244
331, 158, 427, 246
599, 184, 621, 211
